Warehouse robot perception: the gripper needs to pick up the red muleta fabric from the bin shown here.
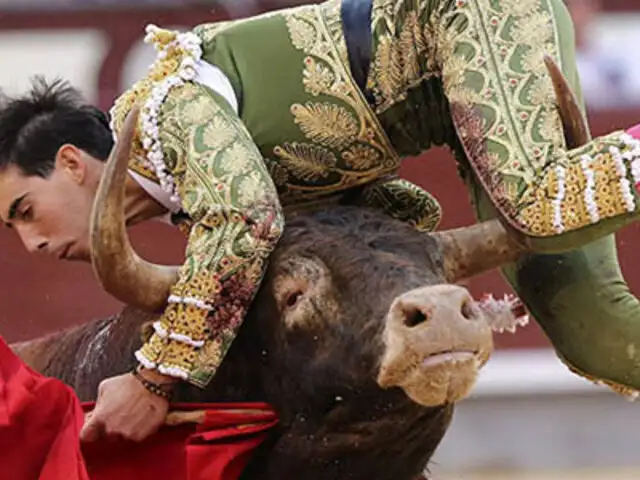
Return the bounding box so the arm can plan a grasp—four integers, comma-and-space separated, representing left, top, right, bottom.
0, 335, 278, 480
0, 336, 89, 480
81, 402, 278, 480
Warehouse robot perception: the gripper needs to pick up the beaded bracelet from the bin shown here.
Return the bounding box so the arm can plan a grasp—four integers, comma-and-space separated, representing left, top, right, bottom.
132, 367, 174, 401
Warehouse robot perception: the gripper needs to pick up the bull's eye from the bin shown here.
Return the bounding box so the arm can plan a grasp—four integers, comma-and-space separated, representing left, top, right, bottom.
285, 290, 304, 309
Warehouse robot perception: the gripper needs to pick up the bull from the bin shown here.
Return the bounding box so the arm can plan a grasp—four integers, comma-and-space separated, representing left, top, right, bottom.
10, 57, 581, 479
13, 203, 528, 479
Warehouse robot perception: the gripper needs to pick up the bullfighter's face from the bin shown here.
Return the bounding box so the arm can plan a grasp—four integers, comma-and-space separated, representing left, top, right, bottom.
0, 145, 101, 262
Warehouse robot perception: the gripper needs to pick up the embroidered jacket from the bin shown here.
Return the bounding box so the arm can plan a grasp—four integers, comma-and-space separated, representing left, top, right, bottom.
108, 0, 640, 391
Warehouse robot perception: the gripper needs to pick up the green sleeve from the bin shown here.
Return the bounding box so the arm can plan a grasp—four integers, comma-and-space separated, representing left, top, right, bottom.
135, 82, 284, 388
445, 0, 640, 394
436, 0, 640, 253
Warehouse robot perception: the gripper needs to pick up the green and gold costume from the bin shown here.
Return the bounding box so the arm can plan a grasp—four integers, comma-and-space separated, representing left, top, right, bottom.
109, 0, 640, 396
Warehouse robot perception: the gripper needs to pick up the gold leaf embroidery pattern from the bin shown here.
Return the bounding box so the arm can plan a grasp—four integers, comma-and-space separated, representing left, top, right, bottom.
193, 22, 234, 43
236, 172, 262, 206
288, 15, 317, 51
136, 82, 284, 388
370, 7, 434, 113
501, 0, 541, 17
374, 35, 405, 104
220, 143, 252, 177
363, 0, 638, 239
268, 162, 290, 187
302, 57, 335, 96
275, 1, 401, 200
183, 95, 217, 125
291, 103, 359, 149
203, 116, 237, 150
442, 0, 562, 180
274, 142, 337, 182
359, 178, 442, 233
342, 144, 382, 171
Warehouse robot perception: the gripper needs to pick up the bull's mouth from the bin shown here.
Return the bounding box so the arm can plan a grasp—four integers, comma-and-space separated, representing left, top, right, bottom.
421, 350, 478, 368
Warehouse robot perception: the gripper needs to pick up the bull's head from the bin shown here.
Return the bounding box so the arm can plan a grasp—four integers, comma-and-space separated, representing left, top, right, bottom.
88, 55, 588, 409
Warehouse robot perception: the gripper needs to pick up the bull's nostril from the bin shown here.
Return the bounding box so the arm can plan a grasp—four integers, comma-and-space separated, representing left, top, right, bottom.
404, 307, 428, 327
461, 302, 475, 320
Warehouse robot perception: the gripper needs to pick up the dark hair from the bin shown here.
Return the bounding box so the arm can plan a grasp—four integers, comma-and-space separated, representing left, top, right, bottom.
0, 76, 113, 177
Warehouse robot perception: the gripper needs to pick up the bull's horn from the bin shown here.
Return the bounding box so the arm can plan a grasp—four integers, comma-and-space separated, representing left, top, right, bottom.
434, 221, 523, 283
435, 54, 589, 282
543, 53, 592, 145
89, 106, 179, 312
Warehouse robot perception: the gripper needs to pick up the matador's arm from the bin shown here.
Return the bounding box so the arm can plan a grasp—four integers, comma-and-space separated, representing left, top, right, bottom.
437, 1, 640, 251
135, 82, 284, 388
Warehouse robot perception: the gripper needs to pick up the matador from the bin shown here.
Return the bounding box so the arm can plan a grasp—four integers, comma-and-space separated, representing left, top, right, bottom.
101, 0, 640, 397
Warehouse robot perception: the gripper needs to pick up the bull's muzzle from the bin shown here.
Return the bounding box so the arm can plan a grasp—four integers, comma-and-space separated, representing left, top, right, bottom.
376, 284, 494, 407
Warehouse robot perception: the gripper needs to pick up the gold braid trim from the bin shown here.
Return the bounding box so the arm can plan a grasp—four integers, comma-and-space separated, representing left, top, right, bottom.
109, 25, 204, 197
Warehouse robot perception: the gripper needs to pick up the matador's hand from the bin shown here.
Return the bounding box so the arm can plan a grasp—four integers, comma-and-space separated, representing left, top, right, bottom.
80, 369, 176, 443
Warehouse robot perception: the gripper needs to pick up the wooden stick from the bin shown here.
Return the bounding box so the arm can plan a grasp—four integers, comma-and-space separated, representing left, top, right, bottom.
164, 408, 272, 426
83, 408, 271, 428
164, 410, 207, 426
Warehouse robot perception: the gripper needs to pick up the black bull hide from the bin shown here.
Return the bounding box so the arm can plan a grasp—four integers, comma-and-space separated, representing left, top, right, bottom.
14, 206, 463, 480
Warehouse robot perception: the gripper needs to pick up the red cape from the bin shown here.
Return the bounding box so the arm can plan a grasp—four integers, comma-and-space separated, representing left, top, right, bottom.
0, 336, 278, 480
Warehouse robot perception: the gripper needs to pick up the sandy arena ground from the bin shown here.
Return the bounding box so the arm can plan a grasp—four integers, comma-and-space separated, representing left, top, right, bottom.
437, 468, 640, 480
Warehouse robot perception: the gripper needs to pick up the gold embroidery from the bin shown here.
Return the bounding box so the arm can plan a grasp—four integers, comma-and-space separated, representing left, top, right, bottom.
591, 152, 634, 219
129, 154, 159, 182
370, 8, 429, 112
291, 103, 359, 149
537, 108, 563, 144
268, 162, 291, 187
374, 36, 406, 108
359, 178, 442, 232
501, 0, 541, 17
194, 21, 233, 43
137, 334, 166, 363
342, 144, 382, 170
431, 0, 560, 193
135, 82, 284, 387
183, 96, 217, 125
195, 337, 225, 373
517, 141, 638, 236
138, 334, 199, 376
237, 172, 264, 206
161, 303, 210, 340
362, 0, 638, 238
109, 28, 191, 176
274, 143, 337, 181
275, 2, 401, 199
